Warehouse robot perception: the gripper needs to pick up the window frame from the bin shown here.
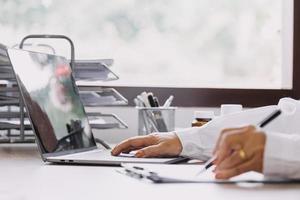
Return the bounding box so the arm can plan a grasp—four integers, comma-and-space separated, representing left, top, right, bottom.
107, 1, 300, 107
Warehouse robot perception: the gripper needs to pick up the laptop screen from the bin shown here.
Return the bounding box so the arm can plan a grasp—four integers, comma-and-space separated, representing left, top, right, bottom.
8, 49, 96, 154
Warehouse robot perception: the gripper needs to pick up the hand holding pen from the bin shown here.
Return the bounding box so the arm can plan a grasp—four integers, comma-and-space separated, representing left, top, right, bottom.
210, 109, 281, 179
197, 109, 282, 178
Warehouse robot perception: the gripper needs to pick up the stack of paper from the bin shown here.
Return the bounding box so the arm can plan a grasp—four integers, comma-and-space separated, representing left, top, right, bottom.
87, 113, 127, 129
79, 88, 128, 106
73, 60, 118, 82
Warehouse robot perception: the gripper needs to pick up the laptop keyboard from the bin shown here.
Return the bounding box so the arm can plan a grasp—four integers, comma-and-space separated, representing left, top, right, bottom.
47, 148, 180, 164
56, 148, 135, 160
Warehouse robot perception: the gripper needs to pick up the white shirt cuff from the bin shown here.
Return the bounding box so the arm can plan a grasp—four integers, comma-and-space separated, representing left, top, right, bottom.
175, 127, 214, 161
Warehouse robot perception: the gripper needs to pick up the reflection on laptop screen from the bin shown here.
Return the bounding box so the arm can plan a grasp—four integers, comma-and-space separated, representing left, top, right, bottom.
8, 49, 96, 154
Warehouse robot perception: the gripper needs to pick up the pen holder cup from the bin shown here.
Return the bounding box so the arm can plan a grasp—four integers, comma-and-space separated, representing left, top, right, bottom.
137, 107, 176, 136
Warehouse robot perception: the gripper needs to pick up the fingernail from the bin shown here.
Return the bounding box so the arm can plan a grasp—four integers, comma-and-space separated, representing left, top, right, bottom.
111, 150, 116, 155
135, 151, 144, 158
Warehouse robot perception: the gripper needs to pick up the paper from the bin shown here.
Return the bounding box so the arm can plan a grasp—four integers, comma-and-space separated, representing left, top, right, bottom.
120, 163, 298, 184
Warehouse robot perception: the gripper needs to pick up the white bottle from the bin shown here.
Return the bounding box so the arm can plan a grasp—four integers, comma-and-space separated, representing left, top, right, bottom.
220, 104, 243, 116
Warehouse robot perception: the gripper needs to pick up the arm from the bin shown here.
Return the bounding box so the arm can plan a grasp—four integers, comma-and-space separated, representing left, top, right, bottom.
212, 97, 300, 179
112, 105, 278, 158
264, 132, 300, 179
177, 105, 278, 160
175, 127, 218, 161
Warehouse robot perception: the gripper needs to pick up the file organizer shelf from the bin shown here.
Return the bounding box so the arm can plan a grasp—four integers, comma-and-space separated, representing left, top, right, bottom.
0, 35, 128, 143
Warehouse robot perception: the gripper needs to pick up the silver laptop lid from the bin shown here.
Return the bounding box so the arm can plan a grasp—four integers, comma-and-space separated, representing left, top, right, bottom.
7, 48, 97, 158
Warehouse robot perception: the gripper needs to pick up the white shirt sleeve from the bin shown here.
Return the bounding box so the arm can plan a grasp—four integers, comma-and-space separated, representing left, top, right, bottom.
264, 132, 300, 179
176, 97, 300, 179
176, 105, 279, 161
175, 127, 217, 161
262, 98, 300, 179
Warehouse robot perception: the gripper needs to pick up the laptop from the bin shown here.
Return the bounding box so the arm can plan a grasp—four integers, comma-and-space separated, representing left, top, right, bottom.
7, 48, 186, 166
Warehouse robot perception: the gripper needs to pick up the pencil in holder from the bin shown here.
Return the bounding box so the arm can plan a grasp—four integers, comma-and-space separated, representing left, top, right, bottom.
137, 107, 176, 135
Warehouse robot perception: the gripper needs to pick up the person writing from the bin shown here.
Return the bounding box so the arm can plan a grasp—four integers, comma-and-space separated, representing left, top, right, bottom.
112, 98, 300, 180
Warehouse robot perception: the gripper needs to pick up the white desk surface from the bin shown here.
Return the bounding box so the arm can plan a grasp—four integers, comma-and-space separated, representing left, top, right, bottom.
1, 144, 300, 200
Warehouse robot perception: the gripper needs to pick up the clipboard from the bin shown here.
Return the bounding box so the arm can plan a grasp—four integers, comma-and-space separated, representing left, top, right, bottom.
117, 163, 300, 184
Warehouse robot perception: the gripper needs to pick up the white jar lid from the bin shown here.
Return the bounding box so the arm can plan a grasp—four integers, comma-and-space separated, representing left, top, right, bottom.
220, 104, 243, 116
194, 111, 215, 119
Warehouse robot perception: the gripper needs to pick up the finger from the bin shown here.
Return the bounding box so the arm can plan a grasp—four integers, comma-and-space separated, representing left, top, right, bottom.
112, 135, 156, 155
215, 158, 255, 180
135, 144, 163, 158
120, 148, 140, 154
215, 132, 245, 165
111, 135, 157, 156
213, 127, 247, 155
215, 150, 246, 171
216, 125, 257, 163
213, 128, 240, 155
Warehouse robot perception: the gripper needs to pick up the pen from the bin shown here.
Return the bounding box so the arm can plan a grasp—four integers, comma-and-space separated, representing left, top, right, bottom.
145, 110, 159, 132
141, 92, 151, 107
136, 96, 158, 132
136, 95, 146, 107
257, 109, 282, 128
196, 109, 282, 176
196, 156, 217, 176
136, 98, 151, 133
147, 93, 156, 107
147, 92, 168, 132
153, 97, 160, 107
163, 95, 174, 107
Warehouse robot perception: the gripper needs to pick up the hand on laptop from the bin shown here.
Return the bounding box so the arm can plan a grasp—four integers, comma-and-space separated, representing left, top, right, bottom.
111, 132, 183, 158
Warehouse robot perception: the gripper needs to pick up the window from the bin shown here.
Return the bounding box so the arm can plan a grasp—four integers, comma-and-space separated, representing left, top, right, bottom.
0, 0, 298, 106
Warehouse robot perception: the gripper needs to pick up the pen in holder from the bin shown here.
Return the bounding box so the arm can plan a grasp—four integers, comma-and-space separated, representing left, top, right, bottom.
137, 107, 176, 135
